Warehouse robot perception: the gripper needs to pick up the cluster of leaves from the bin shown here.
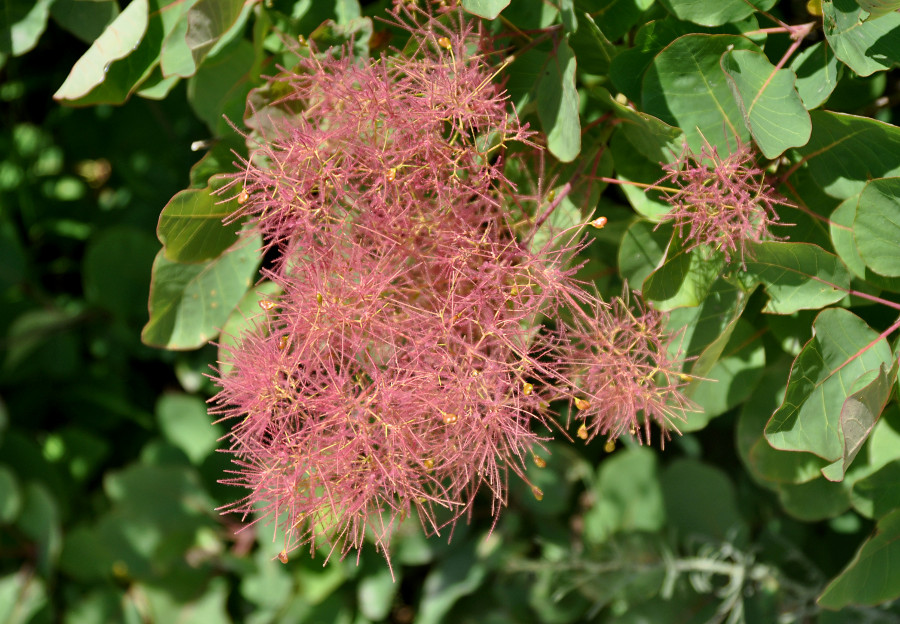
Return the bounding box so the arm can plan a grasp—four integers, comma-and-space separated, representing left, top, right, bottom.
4, 0, 900, 622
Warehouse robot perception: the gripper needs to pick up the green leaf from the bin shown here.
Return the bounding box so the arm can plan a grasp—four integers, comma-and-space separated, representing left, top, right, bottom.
598, 86, 684, 164
583, 447, 664, 545
818, 508, 900, 608
661, 459, 747, 542
0, 466, 21, 523
357, 560, 397, 621
852, 461, 900, 519
823, 0, 900, 76
854, 178, 900, 278
829, 194, 900, 292
53, 0, 150, 103
0, 0, 54, 56
618, 220, 671, 286
608, 131, 675, 220
587, 0, 652, 41
156, 393, 222, 465
798, 111, 900, 200
765, 308, 894, 461
643, 240, 725, 311
776, 476, 851, 520
721, 48, 811, 159
83, 226, 161, 323
790, 41, 839, 110
217, 280, 281, 376
417, 541, 488, 624
642, 34, 756, 153
187, 37, 256, 135
657, 0, 776, 26
738, 358, 831, 487
142, 232, 262, 350
157, 179, 242, 264
461, 0, 511, 19
17, 482, 61, 575
50, 0, 120, 44
185, 0, 248, 69
0, 573, 48, 624
857, 0, 900, 18
742, 242, 850, 314
537, 39, 581, 162
821, 361, 898, 482
682, 318, 766, 429
568, 12, 615, 74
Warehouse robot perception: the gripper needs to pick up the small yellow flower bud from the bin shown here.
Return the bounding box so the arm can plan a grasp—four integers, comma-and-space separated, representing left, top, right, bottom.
574, 397, 591, 410
604, 439, 616, 453
437, 36, 452, 49
523, 382, 534, 396
532, 486, 543, 501
533, 455, 546, 468
577, 423, 589, 440
590, 216, 607, 229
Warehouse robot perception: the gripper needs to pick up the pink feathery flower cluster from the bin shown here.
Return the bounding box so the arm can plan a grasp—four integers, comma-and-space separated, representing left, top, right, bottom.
211, 5, 690, 564
657, 137, 788, 262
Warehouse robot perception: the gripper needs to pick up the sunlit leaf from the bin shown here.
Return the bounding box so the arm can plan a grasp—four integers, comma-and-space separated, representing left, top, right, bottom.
157, 179, 241, 264
823, 0, 900, 76
537, 39, 581, 162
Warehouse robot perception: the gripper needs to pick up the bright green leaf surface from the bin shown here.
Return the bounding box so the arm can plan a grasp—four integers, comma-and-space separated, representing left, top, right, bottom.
821, 361, 898, 482
583, 447, 665, 544
156, 393, 221, 465
766, 307, 894, 461
857, 0, 900, 18
829, 195, 900, 292
683, 318, 766, 429
854, 178, 900, 277
721, 48, 811, 158
569, 12, 615, 74
658, 0, 776, 26
185, 0, 248, 69
537, 39, 581, 162
642, 34, 756, 153
643, 242, 725, 310
790, 41, 839, 109
142, 233, 262, 350
743, 242, 850, 314
823, 0, 900, 76
53, 0, 150, 102
461, 0, 510, 19
157, 179, 241, 264
1, 0, 54, 56
799, 111, 900, 199
818, 509, 900, 608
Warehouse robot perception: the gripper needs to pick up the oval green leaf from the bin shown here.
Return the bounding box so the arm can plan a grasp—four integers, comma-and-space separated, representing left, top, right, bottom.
157, 178, 241, 264
765, 307, 894, 461
142, 232, 262, 350
823, 0, 900, 76
721, 48, 811, 158
854, 178, 900, 278
537, 39, 581, 162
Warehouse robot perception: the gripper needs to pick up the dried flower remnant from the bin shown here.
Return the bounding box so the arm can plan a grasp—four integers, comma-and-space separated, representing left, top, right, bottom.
657, 137, 789, 263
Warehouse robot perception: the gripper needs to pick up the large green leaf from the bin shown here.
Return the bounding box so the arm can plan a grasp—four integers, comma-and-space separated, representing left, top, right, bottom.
742, 242, 850, 314
820, 361, 898, 482
618, 220, 671, 287
721, 49, 811, 158
598, 86, 684, 164
852, 461, 900, 519
157, 178, 241, 263
53, 0, 150, 103
797, 111, 900, 199
818, 509, 900, 608
856, 0, 900, 18
765, 308, 894, 461
642, 34, 756, 153
682, 318, 766, 429
461, 0, 510, 18
50, 0, 120, 44
790, 41, 839, 110
661, 459, 747, 542
185, 0, 248, 69
0, 0, 54, 56
142, 232, 262, 350
829, 194, 900, 292
156, 393, 222, 465
776, 476, 851, 520
568, 12, 615, 75
854, 178, 900, 278
537, 39, 581, 162
583, 447, 664, 545
823, 0, 900, 76
643, 239, 726, 310
657, 0, 776, 26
